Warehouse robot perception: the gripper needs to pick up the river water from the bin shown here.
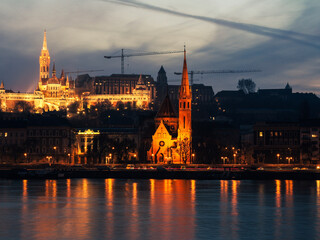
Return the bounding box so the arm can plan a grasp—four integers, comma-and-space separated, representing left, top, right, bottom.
0, 179, 319, 240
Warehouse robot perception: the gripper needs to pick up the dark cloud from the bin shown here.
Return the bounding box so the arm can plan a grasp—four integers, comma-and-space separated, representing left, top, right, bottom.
103, 0, 320, 49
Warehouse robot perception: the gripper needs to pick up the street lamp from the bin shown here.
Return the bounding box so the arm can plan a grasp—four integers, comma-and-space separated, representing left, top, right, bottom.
221, 157, 227, 165
152, 153, 154, 164
286, 157, 292, 164
46, 156, 52, 166
277, 153, 280, 164
24, 153, 27, 163
233, 153, 236, 164
192, 153, 195, 164
53, 146, 57, 164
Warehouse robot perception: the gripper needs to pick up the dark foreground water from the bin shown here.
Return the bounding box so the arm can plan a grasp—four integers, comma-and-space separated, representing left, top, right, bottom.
0, 179, 319, 240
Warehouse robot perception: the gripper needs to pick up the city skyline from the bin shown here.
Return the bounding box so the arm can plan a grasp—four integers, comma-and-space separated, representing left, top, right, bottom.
1, 0, 320, 94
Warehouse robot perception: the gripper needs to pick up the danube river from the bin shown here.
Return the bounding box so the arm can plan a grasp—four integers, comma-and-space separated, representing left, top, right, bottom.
0, 179, 319, 240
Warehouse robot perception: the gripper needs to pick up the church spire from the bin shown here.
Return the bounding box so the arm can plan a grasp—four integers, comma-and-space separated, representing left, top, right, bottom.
39, 30, 50, 84
52, 62, 56, 77
179, 45, 191, 99
0, 81, 4, 90
42, 30, 47, 50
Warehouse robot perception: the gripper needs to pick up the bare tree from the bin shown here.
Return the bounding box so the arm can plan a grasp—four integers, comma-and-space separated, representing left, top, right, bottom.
179, 137, 191, 164
237, 79, 256, 94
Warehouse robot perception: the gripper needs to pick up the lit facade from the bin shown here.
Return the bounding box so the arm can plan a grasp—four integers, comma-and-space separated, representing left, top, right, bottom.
148, 49, 192, 164
0, 31, 75, 112
0, 31, 155, 112
83, 75, 152, 109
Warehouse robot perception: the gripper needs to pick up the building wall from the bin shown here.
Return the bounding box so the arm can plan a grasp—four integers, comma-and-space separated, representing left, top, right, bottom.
253, 122, 301, 164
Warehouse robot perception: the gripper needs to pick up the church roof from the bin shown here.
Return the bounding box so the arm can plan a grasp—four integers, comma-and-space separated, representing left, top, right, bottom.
47, 76, 60, 84
156, 94, 177, 118
158, 65, 166, 73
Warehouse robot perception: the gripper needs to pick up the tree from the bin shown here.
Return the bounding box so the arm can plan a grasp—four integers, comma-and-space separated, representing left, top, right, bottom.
179, 137, 191, 164
14, 101, 33, 113
116, 101, 125, 111
91, 134, 115, 164
237, 79, 256, 94
112, 138, 136, 162
68, 101, 80, 114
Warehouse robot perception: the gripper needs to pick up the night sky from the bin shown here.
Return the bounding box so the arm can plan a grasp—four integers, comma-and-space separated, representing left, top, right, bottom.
1, 0, 320, 94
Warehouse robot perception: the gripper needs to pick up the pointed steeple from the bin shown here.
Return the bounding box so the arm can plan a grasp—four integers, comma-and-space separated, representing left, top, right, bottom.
135, 75, 146, 90
156, 93, 177, 118
179, 45, 191, 98
60, 69, 65, 78
42, 30, 48, 50
158, 65, 165, 74
285, 82, 292, 90
39, 30, 50, 82
0, 81, 4, 89
52, 62, 56, 77
137, 74, 144, 85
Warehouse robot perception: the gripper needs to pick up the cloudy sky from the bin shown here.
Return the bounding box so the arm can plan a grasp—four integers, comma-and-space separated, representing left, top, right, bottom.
1, 0, 320, 94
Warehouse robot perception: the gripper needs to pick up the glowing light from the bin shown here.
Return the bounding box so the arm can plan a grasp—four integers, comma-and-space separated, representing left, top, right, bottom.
23, 179, 28, 198
77, 129, 100, 135
275, 180, 281, 208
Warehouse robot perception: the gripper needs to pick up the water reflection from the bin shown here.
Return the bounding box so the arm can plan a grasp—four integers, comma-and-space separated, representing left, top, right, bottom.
0, 179, 319, 239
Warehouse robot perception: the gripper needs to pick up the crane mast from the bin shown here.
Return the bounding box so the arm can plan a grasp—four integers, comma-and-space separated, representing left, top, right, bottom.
104, 49, 183, 74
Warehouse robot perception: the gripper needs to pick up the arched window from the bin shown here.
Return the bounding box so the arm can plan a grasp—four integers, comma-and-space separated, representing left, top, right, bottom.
183, 102, 186, 109
183, 116, 185, 129
187, 102, 189, 108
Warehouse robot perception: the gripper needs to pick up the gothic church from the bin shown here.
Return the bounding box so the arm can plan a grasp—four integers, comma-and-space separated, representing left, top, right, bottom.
148, 48, 192, 164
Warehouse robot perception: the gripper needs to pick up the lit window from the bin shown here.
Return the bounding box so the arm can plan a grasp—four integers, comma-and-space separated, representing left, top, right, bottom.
259, 132, 263, 137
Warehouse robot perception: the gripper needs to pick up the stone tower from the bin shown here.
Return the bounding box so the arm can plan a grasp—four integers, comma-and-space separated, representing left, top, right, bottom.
39, 30, 50, 84
178, 47, 192, 163
155, 66, 168, 109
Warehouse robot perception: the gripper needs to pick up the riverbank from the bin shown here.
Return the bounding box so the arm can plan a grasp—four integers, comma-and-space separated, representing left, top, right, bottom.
1, 167, 320, 180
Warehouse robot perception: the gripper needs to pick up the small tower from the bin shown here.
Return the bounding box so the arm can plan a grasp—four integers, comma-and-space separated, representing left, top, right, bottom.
178, 46, 192, 163
156, 66, 169, 109
39, 30, 50, 83
52, 62, 56, 78
0, 81, 5, 94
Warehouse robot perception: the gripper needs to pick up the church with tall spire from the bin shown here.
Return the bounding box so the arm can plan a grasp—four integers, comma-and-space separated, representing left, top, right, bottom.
148, 47, 192, 164
37, 30, 75, 108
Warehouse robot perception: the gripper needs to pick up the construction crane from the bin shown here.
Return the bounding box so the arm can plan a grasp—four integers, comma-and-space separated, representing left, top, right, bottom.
174, 69, 261, 85
104, 49, 184, 74
65, 70, 104, 74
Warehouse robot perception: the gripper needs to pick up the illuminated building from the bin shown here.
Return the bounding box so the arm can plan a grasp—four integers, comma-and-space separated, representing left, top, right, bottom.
0, 81, 44, 111
83, 75, 152, 109
0, 31, 75, 112
74, 129, 100, 164
148, 48, 192, 164
74, 128, 139, 164
37, 30, 75, 110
